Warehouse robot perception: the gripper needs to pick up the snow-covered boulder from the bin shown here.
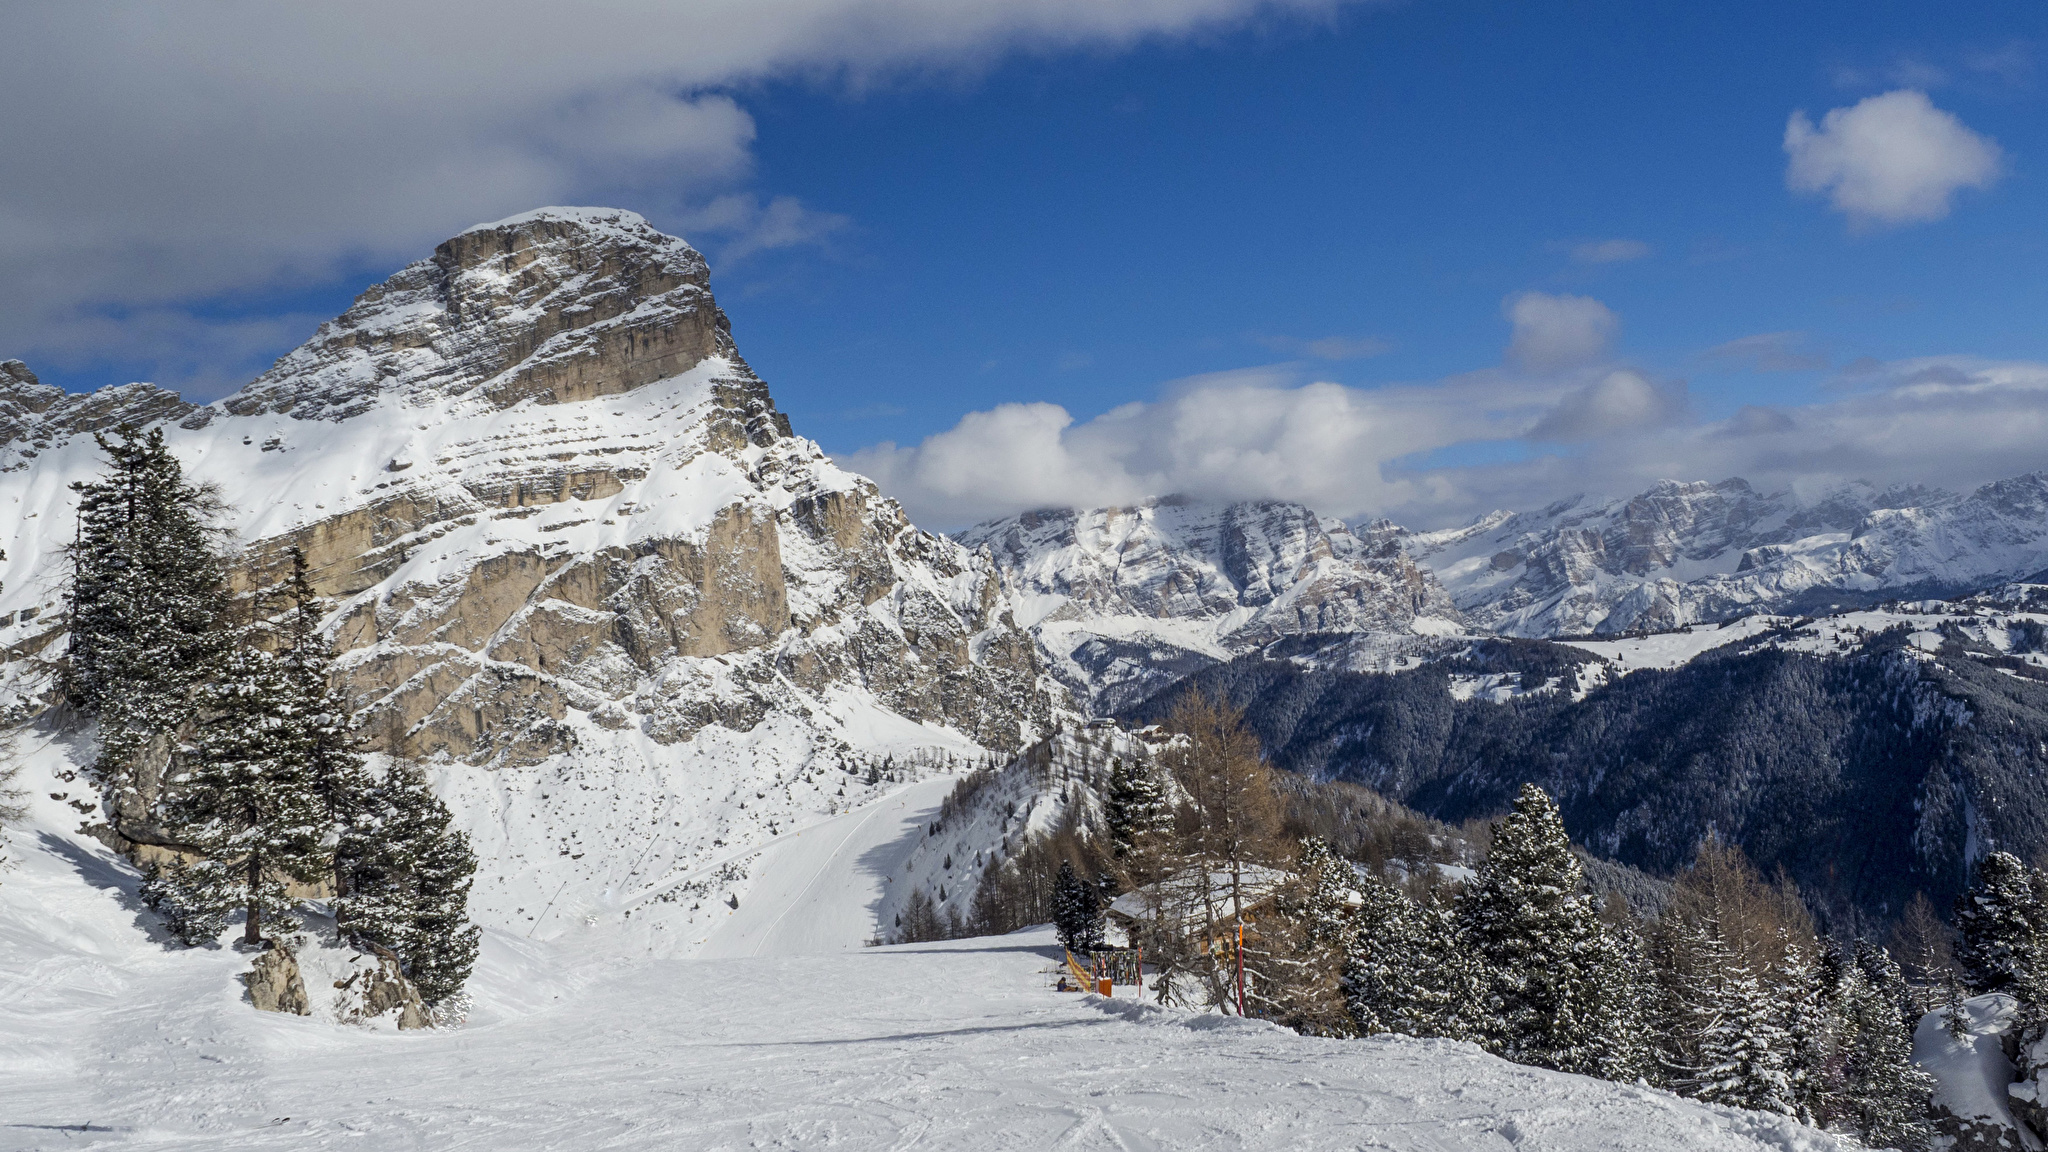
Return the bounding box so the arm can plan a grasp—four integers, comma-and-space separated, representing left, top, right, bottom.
1915, 994, 2043, 1151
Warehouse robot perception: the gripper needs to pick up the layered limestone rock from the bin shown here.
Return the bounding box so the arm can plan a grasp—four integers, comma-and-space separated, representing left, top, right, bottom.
958, 497, 1462, 710
0, 208, 1055, 768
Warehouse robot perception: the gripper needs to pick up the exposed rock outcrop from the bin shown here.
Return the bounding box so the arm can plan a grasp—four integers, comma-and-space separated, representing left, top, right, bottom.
246, 943, 311, 1016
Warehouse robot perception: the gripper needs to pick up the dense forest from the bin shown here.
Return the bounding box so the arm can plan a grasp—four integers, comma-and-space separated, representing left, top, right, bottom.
1124, 631, 2048, 935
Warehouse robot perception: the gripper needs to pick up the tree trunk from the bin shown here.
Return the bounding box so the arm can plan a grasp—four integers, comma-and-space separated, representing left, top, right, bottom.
245, 852, 263, 945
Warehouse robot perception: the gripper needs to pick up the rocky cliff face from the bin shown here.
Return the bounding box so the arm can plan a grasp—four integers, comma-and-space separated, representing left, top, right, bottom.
957, 497, 1463, 711
1406, 476, 2048, 637
0, 208, 1060, 951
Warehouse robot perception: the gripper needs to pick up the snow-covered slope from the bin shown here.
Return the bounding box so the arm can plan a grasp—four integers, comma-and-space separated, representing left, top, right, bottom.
959, 498, 1463, 710
1, 782, 1856, 1151
0, 207, 1061, 949
1406, 475, 2048, 637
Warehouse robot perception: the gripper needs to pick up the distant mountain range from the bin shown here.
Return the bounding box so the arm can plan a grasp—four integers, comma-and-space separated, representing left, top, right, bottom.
960, 474, 2048, 707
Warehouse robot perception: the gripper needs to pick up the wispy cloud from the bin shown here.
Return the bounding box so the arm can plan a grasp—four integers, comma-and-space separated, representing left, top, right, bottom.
1252, 333, 1394, 360
1700, 331, 1828, 373
1566, 238, 1651, 265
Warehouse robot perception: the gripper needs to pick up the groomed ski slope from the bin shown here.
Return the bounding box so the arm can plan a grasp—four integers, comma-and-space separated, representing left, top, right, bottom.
3, 777, 1852, 1151
696, 775, 958, 958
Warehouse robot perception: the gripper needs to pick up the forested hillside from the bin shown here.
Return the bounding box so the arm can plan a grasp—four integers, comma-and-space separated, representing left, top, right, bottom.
1126, 629, 2048, 932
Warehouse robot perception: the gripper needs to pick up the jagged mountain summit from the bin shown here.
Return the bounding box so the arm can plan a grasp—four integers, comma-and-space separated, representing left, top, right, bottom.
957, 497, 1463, 711
0, 207, 1058, 947
1407, 475, 2048, 637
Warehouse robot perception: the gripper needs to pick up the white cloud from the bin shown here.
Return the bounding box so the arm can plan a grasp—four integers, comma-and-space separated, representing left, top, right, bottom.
1784, 89, 2002, 228
1253, 333, 1394, 360
1525, 370, 1686, 442
1503, 292, 1618, 372
852, 354, 2048, 530
1568, 239, 1651, 265
845, 363, 1565, 527
0, 0, 1362, 387
678, 194, 851, 265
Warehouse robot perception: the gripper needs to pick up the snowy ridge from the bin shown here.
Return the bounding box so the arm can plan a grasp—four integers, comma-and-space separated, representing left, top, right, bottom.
959, 498, 1463, 710
1406, 474, 2048, 637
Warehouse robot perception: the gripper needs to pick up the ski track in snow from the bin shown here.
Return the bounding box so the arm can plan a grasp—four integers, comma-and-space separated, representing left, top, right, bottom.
2, 774, 1853, 1152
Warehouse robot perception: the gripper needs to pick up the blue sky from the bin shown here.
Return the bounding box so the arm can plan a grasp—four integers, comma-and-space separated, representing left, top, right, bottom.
3, 1, 2044, 527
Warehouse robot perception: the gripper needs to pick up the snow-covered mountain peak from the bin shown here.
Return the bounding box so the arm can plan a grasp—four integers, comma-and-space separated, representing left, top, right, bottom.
0, 209, 1067, 952
218, 205, 732, 423
957, 496, 1462, 710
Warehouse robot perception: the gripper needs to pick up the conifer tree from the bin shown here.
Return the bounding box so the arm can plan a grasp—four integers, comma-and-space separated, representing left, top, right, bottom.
1954, 850, 2046, 999
276, 549, 372, 892
335, 761, 481, 1003
1671, 919, 1798, 1115
1293, 837, 1361, 947
1827, 942, 1935, 1148
146, 646, 329, 945
1052, 860, 1106, 953
1456, 783, 1642, 1078
1103, 756, 1170, 858
1342, 877, 1484, 1043
68, 425, 226, 807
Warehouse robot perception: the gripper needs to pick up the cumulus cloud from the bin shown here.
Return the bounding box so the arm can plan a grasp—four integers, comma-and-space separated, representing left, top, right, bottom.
1567, 239, 1651, 264
1525, 370, 1686, 442
845, 304, 2048, 532
1784, 90, 2002, 228
1503, 292, 1618, 372
0, 0, 1360, 388
845, 364, 1559, 527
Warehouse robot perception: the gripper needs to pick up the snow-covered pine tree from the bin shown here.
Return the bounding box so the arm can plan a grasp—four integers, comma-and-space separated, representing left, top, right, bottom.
1293, 837, 1361, 947
1052, 860, 1106, 953
1773, 938, 1829, 1126
1340, 873, 1414, 1035
68, 425, 227, 810
277, 548, 372, 893
1341, 875, 1485, 1043
146, 645, 329, 946
1671, 919, 1798, 1116
1823, 941, 1934, 1149
1103, 756, 1170, 858
1455, 783, 1642, 1078
334, 761, 481, 1004
1954, 850, 2046, 1000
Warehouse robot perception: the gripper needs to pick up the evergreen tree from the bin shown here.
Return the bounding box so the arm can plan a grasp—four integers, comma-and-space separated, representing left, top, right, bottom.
334, 761, 482, 1003
68, 425, 227, 804
277, 548, 372, 891
147, 646, 328, 945
1954, 850, 2046, 999
1827, 942, 1935, 1149
1103, 757, 1170, 858
1052, 860, 1106, 953
1670, 919, 1798, 1116
1456, 783, 1642, 1078
1342, 877, 1484, 1043
1293, 837, 1361, 947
